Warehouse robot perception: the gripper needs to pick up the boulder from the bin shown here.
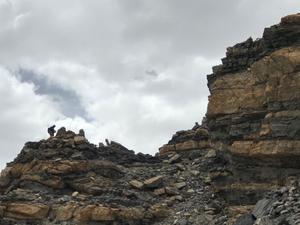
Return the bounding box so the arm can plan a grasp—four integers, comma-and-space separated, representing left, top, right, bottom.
144, 176, 164, 189
204, 149, 216, 158
74, 136, 87, 145
4, 203, 49, 220
154, 187, 166, 196
117, 207, 145, 220
254, 217, 273, 225
168, 154, 181, 164
252, 198, 274, 219
234, 213, 255, 225
55, 203, 78, 221
91, 206, 116, 221
174, 182, 187, 190
129, 180, 144, 189
148, 204, 169, 218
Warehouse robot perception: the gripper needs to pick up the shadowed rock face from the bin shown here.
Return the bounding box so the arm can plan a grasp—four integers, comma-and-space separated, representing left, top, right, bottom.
206, 15, 300, 205
158, 13, 300, 223
1, 13, 300, 225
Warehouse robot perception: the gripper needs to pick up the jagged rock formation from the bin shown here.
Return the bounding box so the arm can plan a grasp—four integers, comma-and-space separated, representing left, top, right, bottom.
1, 13, 300, 225
206, 14, 300, 207
160, 13, 300, 224
234, 179, 300, 225
0, 128, 228, 225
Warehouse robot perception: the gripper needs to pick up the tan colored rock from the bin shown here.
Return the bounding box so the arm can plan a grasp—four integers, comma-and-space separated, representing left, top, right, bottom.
9, 161, 37, 178
55, 203, 77, 221
148, 204, 169, 218
229, 140, 300, 157
91, 206, 116, 221
21, 174, 64, 189
165, 186, 179, 196
144, 176, 163, 188
190, 170, 200, 176
154, 187, 166, 196
281, 13, 300, 25
168, 154, 181, 164
174, 182, 187, 190
45, 160, 88, 175
74, 205, 96, 222
0, 167, 12, 178
159, 144, 175, 155
207, 47, 300, 117
160, 139, 211, 155
228, 205, 254, 225
207, 71, 265, 116
72, 191, 79, 197
273, 110, 300, 118
204, 149, 216, 158
74, 205, 147, 222
175, 140, 199, 151
4, 203, 49, 219
195, 127, 209, 136
129, 180, 144, 189
259, 123, 271, 137
117, 207, 145, 220
74, 135, 87, 145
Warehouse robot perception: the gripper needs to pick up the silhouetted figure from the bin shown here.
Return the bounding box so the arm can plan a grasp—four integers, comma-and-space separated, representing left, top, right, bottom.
48, 125, 56, 137
105, 139, 110, 146
192, 122, 200, 131
79, 129, 85, 137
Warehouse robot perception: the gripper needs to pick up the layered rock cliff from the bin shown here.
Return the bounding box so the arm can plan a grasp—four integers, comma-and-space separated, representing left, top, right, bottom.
1, 13, 300, 225
205, 14, 300, 206
160, 13, 300, 223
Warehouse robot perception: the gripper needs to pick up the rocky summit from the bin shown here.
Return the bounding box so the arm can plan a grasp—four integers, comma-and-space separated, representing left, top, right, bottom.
1, 14, 300, 225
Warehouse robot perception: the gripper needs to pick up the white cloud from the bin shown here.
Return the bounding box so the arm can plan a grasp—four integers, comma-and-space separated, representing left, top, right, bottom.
0, 0, 299, 170
0, 67, 62, 168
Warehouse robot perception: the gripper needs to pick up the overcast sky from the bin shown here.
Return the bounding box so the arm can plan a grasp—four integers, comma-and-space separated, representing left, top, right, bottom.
0, 0, 298, 169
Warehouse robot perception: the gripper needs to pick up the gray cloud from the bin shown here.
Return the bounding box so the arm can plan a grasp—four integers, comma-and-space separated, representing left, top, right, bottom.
0, 0, 299, 169
145, 70, 158, 77
15, 68, 90, 120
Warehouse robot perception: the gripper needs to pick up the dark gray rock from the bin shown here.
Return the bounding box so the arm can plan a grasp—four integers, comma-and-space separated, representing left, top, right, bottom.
252, 198, 274, 219
234, 213, 255, 225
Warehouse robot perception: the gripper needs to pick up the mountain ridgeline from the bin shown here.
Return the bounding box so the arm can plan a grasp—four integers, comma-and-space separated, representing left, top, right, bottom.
1, 13, 300, 225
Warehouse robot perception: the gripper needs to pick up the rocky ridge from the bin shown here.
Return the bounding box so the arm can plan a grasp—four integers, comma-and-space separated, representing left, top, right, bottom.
0, 127, 229, 225
1, 13, 300, 225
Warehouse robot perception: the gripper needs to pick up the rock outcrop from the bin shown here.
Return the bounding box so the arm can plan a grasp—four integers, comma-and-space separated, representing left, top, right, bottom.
159, 13, 300, 223
1, 13, 300, 225
206, 14, 300, 207
0, 128, 228, 225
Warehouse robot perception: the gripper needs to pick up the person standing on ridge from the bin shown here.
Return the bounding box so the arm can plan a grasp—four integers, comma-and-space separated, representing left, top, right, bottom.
192, 122, 200, 131
48, 125, 56, 137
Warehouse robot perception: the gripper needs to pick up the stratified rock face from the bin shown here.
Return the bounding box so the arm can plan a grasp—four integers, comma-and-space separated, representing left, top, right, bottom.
207, 47, 300, 148
205, 14, 300, 206
159, 127, 211, 155
208, 13, 300, 84
234, 181, 300, 225
158, 13, 300, 222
